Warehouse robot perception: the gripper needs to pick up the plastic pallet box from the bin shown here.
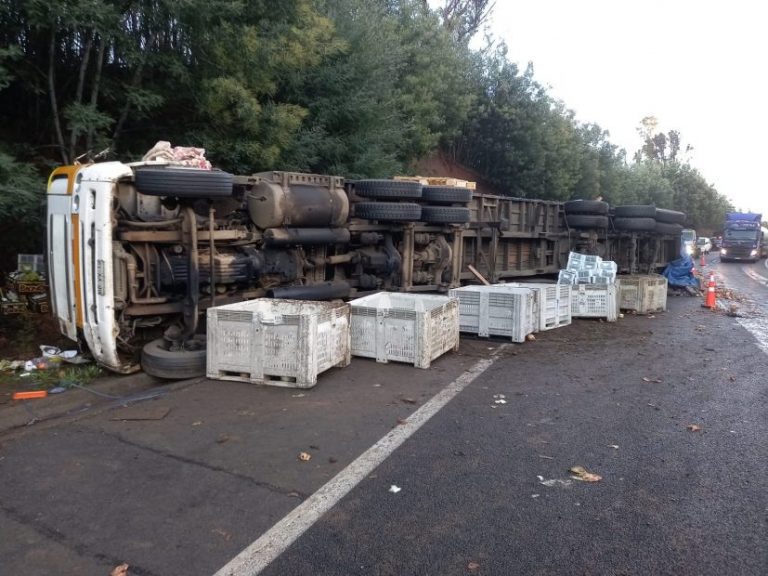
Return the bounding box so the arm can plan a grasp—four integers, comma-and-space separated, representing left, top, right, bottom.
503, 282, 572, 331
571, 283, 619, 321
206, 298, 351, 388
618, 274, 668, 314
349, 292, 459, 368
449, 285, 535, 342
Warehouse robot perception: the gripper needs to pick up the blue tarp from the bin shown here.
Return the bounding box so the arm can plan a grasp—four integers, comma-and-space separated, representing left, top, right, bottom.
662, 255, 699, 287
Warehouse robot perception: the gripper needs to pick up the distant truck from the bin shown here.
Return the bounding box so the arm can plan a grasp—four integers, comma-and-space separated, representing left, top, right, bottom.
720, 212, 766, 262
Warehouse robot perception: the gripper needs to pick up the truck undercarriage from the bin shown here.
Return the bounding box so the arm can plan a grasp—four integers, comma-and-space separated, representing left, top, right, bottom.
46, 162, 682, 376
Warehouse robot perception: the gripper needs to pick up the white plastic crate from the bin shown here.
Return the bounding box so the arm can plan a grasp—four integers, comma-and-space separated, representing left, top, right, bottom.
349, 292, 459, 368
571, 284, 619, 321
567, 252, 600, 271
448, 285, 535, 342
206, 299, 351, 388
504, 282, 572, 331
618, 274, 668, 314
17, 254, 45, 274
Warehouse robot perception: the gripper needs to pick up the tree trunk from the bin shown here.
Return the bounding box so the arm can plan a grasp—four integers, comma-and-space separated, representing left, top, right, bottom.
48, 29, 68, 165
68, 31, 94, 160
86, 35, 107, 152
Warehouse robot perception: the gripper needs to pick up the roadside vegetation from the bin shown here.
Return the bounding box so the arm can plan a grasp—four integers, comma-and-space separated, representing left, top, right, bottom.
0, 0, 731, 272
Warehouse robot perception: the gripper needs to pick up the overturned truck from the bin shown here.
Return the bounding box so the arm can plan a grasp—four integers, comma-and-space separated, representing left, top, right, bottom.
46, 162, 683, 376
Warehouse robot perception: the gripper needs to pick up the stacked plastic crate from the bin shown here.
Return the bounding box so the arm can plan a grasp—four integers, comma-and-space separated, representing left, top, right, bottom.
558, 252, 619, 321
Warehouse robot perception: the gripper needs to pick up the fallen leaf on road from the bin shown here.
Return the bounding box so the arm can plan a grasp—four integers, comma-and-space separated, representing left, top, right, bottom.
298, 451, 312, 461
400, 397, 417, 404
216, 434, 230, 444
526, 334, 536, 341
467, 561, 480, 572
110, 564, 129, 576
212, 528, 232, 541
568, 466, 602, 482
686, 424, 702, 432
729, 375, 736, 382
642, 377, 663, 383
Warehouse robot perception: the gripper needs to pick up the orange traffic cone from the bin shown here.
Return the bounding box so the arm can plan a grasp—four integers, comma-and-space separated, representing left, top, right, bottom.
703, 273, 716, 309
700, 252, 706, 267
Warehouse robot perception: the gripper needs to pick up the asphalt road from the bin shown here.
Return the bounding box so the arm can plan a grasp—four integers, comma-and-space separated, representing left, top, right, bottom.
1, 273, 767, 576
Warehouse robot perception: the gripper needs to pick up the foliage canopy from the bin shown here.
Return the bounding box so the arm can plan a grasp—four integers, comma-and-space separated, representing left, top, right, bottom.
0, 0, 733, 269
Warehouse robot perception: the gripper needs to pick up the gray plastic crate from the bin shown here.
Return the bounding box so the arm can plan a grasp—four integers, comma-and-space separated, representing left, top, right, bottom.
349, 292, 459, 369
618, 274, 668, 314
571, 284, 619, 321
207, 299, 351, 388
449, 285, 536, 342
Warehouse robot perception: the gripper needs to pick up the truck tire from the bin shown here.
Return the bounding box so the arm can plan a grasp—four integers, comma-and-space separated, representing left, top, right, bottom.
354, 202, 422, 221
354, 180, 423, 199
141, 335, 207, 379
566, 214, 609, 228
655, 208, 686, 224
420, 206, 471, 224
134, 167, 234, 198
564, 200, 609, 215
654, 221, 684, 235
421, 186, 473, 204
613, 217, 656, 232
614, 205, 656, 218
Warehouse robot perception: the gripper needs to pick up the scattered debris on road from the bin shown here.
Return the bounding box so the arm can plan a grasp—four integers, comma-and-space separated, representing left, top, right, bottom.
298, 451, 312, 461
537, 475, 572, 488
642, 377, 663, 383
568, 466, 602, 482
686, 424, 702, 432
388, 485, 401, 493
608, 444, 619, 450
467, 561, 480, 572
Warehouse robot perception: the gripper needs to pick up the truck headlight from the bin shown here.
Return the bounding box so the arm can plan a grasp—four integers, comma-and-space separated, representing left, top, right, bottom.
720, 248, 727, 255
750, 249, 758, 257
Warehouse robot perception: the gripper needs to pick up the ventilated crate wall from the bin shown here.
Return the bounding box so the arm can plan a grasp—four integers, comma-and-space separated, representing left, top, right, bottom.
206, 299, 350, 388
571, 284, 619, 321
349, 293, 459, 369
618, 274, 668, 314
504, 282, 571, 331
449, 285, 536, 342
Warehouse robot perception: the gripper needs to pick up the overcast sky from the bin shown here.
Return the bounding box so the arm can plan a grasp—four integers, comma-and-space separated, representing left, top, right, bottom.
485, 0, 767, 217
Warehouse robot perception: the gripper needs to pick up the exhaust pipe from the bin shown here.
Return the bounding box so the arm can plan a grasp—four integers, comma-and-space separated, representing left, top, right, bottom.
267, 281, 351, 300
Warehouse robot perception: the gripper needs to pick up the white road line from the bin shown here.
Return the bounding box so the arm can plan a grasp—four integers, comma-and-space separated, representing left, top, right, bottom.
213, 352, 502, 576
